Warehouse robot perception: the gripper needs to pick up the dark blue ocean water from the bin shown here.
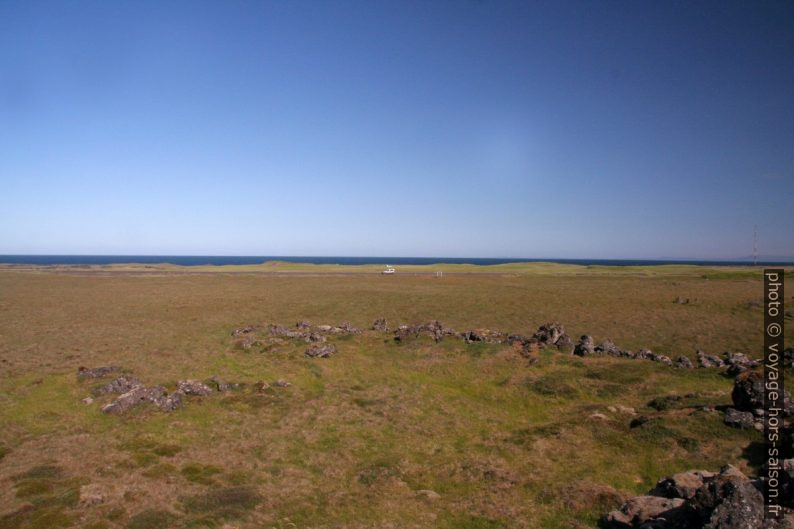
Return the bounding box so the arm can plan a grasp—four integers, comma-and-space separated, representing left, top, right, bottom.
0, 255, 790, 266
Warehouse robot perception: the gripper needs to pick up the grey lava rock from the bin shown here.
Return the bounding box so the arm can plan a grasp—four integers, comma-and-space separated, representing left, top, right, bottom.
675, 356, 694, 369
77, 366, 121, 380
101, 386, 182, 414
723, 408, 755, 429
177, 379, 214, 396
532, 323, 571, 349
696, 350, 724, 368
371, 318, 389, 332
602, 495, 687, 528
573, 335, 595, 356
650, 470, 716, 500
95, 375, 142, 395
305, 343, 337, 358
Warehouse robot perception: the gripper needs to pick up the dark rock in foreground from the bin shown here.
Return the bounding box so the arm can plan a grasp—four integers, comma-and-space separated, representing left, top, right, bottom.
602, 465, 768, 529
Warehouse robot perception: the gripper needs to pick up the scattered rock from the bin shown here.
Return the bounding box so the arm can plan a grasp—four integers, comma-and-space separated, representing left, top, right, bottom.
607, 405, 636, 415
589, 412, 609, 421
696, 350, 724, 369
177, 380, 214, 396
395, 321, 455, 342
674, 296, 690, 304
723, 408, 755, 429
305, 343, 337, 358
272, 379, 291, 388
77, 366, 120, 380
317, 325, 332, 332
732, 371, 793, 416
723, 352, 759, 376
101, 386, 182, 414
415, 489, 440, 501
371, 318, 389, 331
649, 470, 716, 499
462, 328, 504, 343
78, 484, 105, 507
268, 324, 304, 339
82, 397, 94, 405
573, 335, 595, 357
603, 495, 687, 528
95, 375, 142, 395
532, 323, 571, 349
295, 321, 312, 329
231, 326, 256, 337
675, 356, 694, 369
209, 375, 241, 392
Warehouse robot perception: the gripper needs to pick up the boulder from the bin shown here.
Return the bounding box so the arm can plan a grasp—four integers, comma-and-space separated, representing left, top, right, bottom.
731, 371, 792, 415
573, 335, 595, 356
305, 343, 337, 358
177, 380, 213, 396
689, 465, 763, 529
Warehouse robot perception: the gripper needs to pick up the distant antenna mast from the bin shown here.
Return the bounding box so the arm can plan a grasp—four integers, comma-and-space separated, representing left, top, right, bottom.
753, 225, 758, 266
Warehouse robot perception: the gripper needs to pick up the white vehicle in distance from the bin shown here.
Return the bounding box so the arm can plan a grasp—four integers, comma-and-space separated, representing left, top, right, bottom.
382, 265, 395, 275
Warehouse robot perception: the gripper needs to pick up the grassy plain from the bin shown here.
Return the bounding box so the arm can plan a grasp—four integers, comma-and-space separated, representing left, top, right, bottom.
0, 263, 791, 529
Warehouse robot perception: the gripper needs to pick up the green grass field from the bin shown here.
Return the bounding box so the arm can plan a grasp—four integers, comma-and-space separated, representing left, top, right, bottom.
0, 264, 790, 528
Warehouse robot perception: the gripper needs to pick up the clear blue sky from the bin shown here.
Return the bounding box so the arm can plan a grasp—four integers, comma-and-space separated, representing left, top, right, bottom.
1, 0, 792, 258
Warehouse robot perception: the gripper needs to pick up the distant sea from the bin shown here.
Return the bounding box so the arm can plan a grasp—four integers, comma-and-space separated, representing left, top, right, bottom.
1, 255, 791, 266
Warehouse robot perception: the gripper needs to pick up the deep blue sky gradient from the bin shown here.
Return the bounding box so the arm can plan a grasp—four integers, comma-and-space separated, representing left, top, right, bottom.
1, 1, 792, 258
